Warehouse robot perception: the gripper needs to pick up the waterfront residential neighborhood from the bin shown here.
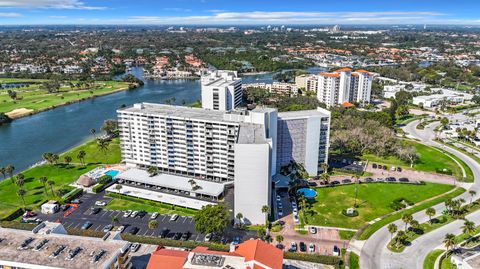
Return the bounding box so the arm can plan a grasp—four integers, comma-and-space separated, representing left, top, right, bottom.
2, 1, 480, 269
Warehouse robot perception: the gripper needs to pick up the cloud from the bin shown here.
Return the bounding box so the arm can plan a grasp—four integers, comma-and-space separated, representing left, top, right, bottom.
0, 12, 21, 17
127, 11, 451, 25
0, 0, 106, 10
48, 15, 67, 19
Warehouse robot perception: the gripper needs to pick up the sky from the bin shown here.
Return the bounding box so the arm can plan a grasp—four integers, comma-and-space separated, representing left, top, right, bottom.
0, 0, 479, 25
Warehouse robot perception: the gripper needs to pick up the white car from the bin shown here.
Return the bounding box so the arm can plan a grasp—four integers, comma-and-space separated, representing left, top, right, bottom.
309, 227, 317, 234
204, 233, 212, 242
95, 201, 107, 206
117, 225, 126, 232
170, 214, 179, 221
130, 243, 141, 252
293, 215, 299, 223
276, 195, 281, 202
309, 243, 315, 253
131, 211, 139, 218
278, 209, 283, 216
291, 202, 297, 208
150, 212, 159, 219
123, 210, 132, 218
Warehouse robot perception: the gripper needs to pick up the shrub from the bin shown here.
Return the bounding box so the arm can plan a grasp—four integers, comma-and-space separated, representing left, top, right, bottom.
0, 221, 36, 230
1, 207, 25, 221
97, 175, 113, 184
61, 188, 83, 203
283, 252, 342, 266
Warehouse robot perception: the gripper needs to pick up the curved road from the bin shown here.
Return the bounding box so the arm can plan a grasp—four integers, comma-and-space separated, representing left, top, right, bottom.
359, 119, 480, 269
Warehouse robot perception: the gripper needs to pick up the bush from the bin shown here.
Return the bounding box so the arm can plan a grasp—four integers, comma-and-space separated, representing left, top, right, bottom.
1, 207, 25, 221
389, 198, 413, 211
97, 175, 112, 184
61, 188, 83, 203
283, 252, 342, 266
66, 227, 105, 238
0, 221, 36, 230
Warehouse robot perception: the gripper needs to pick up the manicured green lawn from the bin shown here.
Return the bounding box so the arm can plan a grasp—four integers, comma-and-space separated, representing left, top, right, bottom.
303, 183, 454, 229
363, 141, 471, 181
0, 164, 97, 218
339, 230, 356, 240
424, 249, 444, 269
349, 252, 360, 269
0, 79, 131, 115
62, 138, 121, 165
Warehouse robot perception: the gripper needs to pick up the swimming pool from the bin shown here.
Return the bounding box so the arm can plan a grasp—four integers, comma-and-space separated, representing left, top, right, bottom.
297, 188, 317, 199
105, 170, 120, 178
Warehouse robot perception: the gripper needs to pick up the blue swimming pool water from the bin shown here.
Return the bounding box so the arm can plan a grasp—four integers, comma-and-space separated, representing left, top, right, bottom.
105, 170, 120, 178
297, 188, 317, 198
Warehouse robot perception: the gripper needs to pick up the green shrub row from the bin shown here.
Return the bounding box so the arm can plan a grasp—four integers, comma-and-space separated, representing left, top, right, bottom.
106, 192, 197, 215
97, 175, 113, 184
1, 207, 25, 221
283, 252, 342, 266
61, 188, 83, 203
0, 221, 36, 230
66, 227, 105, 238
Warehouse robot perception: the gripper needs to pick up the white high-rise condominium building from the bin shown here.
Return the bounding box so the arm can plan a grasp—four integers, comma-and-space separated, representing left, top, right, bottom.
316, 68, 373, 107
117, 103, 330, 224
201, 70, 243, 111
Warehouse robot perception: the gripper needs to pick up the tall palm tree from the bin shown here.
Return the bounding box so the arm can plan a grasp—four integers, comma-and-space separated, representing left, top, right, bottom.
275, 235, 284, 244
0, 167, 6, 180
112, 216, 119, 226
97, 138, 110, 157
462, 220, 476, 238
39, 177, 48, 196
261, 205, 270, 226
401, 213, 413, 232
42, 152, 53, 164
426, 207, 436, 223
235, 212, 243, 227
17, 188, 27, 209
388, 223, 397, 239
469, 190, 477, 204
90, 128, 97, 138
77, 150, 86, 166
64, 156, 72, 166
147, 166, 158, 177
115, 184, 123, 193
51, 154, 59, 165
443, 233, 456, 251
47, 180, 55, 196
15, 173, 25, 188
5, 165, 14, 183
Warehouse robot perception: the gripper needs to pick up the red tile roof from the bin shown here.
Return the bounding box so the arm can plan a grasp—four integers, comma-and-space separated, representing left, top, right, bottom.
319, 72, 340, 77
342, 101, 354, 108
234, 240, 283, 269
335, 67, 352, 73
146, 248, 188, 269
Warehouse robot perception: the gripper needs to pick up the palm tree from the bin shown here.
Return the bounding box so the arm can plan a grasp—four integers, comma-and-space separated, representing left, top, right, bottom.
235, 212, 243, 227
261, 205, 270, 226
64, 156, 72, 166
115, 184, 123, 193
276, 235, 284, 244
15, 173, 25, 188
469, 190, 477, 204
0, 167, 6, 180
96, 138, 110, 157
77, 150, 86, 166
47, 180, 55, 196
401, 213, 413, 232
112, 216, 119, 226
17, 188, 27, 209
353, 175, 360, 207
51, 154, 59, 165
42, 152, 53, 164
443, 233, 456, 251
388, 223, 397, 239
90, 128, 97, 138
394, 230, 407, 247
320, 163, 329, 174
39, 177, 48, 196
148, 220, 158, 230
462, 220, 476, 238
147, 166, 158, 177
264, 234, 273, 243
426, 207, 436, 223
409, 220, 420, 231
5, 165, 14, 183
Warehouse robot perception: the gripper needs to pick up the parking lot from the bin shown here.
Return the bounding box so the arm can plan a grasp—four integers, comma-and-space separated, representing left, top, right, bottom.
37, 191, 255, 244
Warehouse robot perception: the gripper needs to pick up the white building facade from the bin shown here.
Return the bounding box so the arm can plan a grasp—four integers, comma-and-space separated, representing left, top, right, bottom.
201, 70, 243, 111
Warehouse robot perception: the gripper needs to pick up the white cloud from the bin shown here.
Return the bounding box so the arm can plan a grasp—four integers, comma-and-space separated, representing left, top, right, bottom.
0, 12, 21, 17
0, 0, 106, 10
127, 11, 452, 25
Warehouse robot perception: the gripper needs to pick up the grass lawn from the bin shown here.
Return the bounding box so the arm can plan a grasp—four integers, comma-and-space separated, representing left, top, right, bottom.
0, 164, 97, 218
358, 187, 465, 240
303, 183, 455, 229
62, 138, 121, 165
339, 230, 356, 240
424, 249, 444, 269
362, 141, 472, 181
349, 252, 360, 269
0, 79, 131, 115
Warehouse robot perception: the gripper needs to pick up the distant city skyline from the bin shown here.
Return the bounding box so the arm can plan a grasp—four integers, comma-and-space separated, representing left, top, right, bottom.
0, 0, 478, 25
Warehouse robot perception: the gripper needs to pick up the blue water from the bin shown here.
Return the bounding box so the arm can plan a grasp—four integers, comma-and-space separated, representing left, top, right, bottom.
297, 188, 318, 198
105, 170, 119, 178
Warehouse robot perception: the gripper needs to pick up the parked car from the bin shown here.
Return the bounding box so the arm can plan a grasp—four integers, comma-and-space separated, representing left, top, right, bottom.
81, 221, 92, 230
342, 179, 352, 184
117, 225, 126, 233
204, 233, 212, 242
103, 224, 113, 233
382, 165, 388, 170
399, 177, 409, 182
276, 195, 281, 202
397, 167, 402, 172
299, 242, 306, 252
331, 180, 340, 185
170, 214, 179, 221
333, 246, 340, 256
309, 227, 317, 234
309, 243, 315, 253
71, 199, 81, 204
137, 211, 146, 218
181, 232, 191, 241
123, 210, 132, 218
60, 205, 69, 211
160, 228, 169, 238
95, 201, 107, 206
386, 177, 396, 182
128, 227, 139, 235
364, 177, 374, 182
276, 244, 284, 250
293, 215, 299, 224
372, 163, 377, 169
91, 207, 101, 214
308, 182, 318, 187
289, 242, 297, 252
173, 232, 183, 240
130, 211, 139, 218
150, 212, 159, 219
390, 166, 396, 172
130, 243, 141, 252
278, 209, 283, 216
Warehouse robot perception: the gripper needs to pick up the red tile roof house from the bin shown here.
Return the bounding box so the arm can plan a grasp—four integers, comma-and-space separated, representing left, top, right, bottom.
146, 239, 283, 269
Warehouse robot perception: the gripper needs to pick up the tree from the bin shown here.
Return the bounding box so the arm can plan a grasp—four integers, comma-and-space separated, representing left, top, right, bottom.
102, 119, 119, 136
426, 207, 436, 223
401, 213, 413, 231
388, 223, 397, 239
17, 188, 27, 209
194, 204, 229, 235
90, 128, 97, 138
47, 180, 55, 196
39, 176, 48, 196
115, 184, 123, 193
77, 150, 86, 166
0, 167, 6, 180
264, 234, 273, 243
276, 235, 284, 244
409, 220, 420, 231
64, 156, 72, 165
96, 138, 110, 157
443, 233, 456, 251
112, 216, 119, 226
394, 230, 407, 247
15, 173, 25, 187
261, 205, 270, 226
5, 165, 14, 183
51, 154, 59, 164
148, 220, 158, 230
462, 220, 476, 238
147, 166, 158, 177
235, 212, 244, 228
469, 190, 477, 204
42, 152, 53, 164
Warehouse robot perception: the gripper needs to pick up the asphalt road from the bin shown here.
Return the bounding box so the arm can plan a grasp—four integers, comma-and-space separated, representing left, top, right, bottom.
360, 118, 480, 269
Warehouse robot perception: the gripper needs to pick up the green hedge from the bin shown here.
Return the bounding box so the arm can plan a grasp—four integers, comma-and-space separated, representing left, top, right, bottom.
283, 252, 342, 267
98, 175, 112, 184
1, 207, 25, 221
66, 227, 105, 238
106, 192, 197, 215
0, 221, 36, 230
61, 188, 83, 203
121, 234, 229, 252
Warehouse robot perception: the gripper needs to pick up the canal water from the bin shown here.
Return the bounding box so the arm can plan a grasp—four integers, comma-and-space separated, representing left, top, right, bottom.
0, 67, 323, 172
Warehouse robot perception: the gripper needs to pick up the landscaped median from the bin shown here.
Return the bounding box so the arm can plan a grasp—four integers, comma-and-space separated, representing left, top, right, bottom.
357, 187, 466, 240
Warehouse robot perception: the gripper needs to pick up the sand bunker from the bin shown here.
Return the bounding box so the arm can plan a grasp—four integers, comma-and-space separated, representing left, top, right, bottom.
5, 108, 34, 118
